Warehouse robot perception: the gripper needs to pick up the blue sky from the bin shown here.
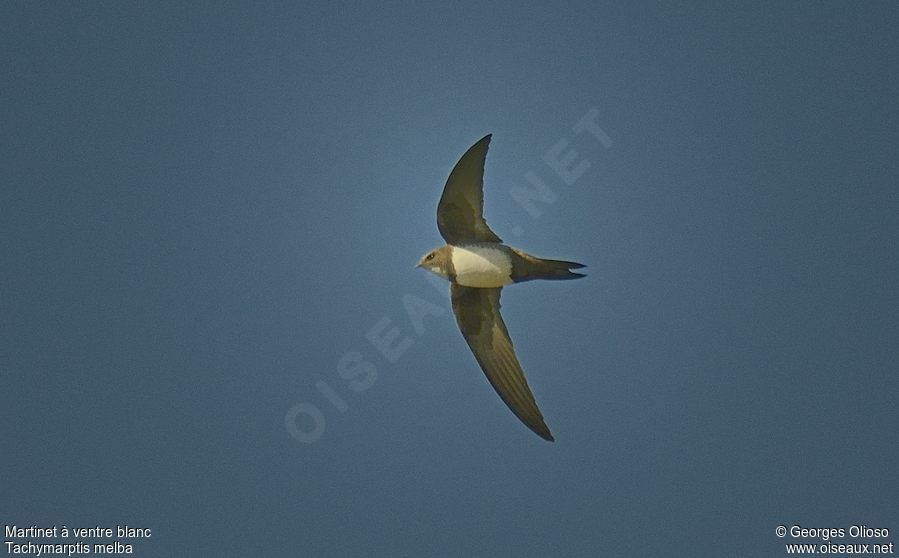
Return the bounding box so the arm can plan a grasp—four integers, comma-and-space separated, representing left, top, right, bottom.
2, 2, 897, 556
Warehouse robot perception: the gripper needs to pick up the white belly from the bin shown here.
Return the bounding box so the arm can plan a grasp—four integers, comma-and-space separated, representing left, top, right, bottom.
452, 245, 513, 288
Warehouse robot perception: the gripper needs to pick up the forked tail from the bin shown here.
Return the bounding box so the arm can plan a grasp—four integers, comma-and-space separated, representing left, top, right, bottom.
533, 257, 587, 280
511, 249, 587, 282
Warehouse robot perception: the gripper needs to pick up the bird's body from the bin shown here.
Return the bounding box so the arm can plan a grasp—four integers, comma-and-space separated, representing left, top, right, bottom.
423, 242, 585, 288
416, 134, 585, 441
448, 243, 513, 288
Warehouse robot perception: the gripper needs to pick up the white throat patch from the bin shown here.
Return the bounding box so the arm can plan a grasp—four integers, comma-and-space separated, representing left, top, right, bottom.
451, 245, 513, 288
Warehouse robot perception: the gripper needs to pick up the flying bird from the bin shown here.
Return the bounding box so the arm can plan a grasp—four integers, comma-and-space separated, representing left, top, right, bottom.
416, 134, 585, 441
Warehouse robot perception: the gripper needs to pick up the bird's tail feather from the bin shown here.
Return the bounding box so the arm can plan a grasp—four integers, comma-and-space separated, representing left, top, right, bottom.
534, 258, 587, 280
511, 249, 587, 282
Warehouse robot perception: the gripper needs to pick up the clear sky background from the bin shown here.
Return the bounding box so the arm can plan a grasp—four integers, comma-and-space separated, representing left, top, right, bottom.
2, 2, 897, 557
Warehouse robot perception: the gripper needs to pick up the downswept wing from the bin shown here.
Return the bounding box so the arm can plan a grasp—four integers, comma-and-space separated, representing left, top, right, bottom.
450, 284, 553, 441
437, 134, 503, 244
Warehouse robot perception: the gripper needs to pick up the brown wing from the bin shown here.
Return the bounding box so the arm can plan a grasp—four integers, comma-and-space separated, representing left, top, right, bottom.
450, 284, 553, 441
436, 134, 503, 244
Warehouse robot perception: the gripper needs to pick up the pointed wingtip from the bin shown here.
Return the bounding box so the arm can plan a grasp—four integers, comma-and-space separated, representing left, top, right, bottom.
532, 423, 555, 442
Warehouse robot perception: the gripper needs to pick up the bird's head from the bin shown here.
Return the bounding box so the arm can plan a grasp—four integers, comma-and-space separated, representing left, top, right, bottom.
416, 246, 451, 279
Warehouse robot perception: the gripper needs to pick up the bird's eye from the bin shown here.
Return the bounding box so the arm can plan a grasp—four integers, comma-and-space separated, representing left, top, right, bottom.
426, 253, 434, 260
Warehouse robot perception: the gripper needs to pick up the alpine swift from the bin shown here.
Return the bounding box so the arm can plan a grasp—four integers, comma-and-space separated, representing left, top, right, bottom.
416, 134, 585, 441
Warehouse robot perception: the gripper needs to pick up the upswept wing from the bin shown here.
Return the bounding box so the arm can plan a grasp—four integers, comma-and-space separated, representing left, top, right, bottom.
450, 284, 553, 441
437, 135, 503, 244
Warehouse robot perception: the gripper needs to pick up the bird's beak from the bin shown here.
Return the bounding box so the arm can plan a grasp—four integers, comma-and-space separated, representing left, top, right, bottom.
415, 262, 422, 268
